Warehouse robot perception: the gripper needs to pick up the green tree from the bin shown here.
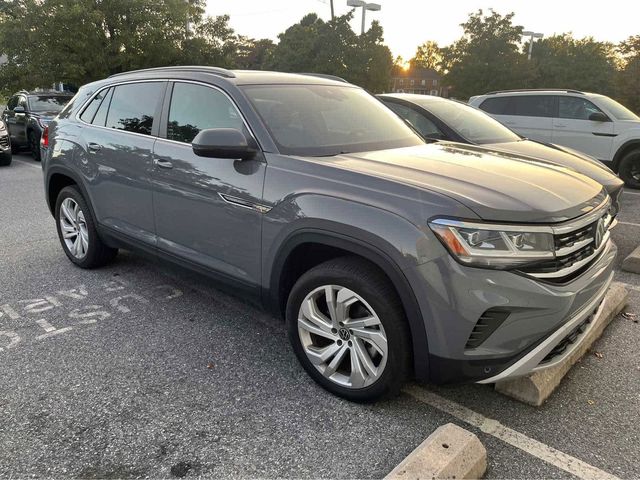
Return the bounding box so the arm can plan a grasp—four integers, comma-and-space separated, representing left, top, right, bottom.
0, 0, 238, 94
269, 12, 392, 92
530, 34, 617, 95
616, 35, 640, 114
235, 38, 275, 70
411, 40, 443, 71
441, 9, 532, 99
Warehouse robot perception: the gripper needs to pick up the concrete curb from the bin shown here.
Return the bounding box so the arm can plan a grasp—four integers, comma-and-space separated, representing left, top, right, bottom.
385, 423, 486, 480
495, 282, 629, 406
622, 245, 640, 274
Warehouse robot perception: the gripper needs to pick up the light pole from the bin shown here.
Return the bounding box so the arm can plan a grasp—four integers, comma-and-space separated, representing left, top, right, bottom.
522, 31, 544, 60
347, 0, 382, 35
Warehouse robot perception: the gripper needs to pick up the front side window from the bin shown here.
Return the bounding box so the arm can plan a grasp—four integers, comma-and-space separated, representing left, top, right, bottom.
105, 82, 164, 135
242, 85, 422, 156
591, 95, 638, 121
167, 82, 244, 144
558, 96, 605, 120
28, 95, 72, 113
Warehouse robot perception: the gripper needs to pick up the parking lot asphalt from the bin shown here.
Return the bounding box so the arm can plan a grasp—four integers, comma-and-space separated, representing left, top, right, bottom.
1, 155, 639, 479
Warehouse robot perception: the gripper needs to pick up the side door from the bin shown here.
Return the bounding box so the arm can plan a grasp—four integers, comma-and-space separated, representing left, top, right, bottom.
76, 81, 166, 246
152, 81, 266, 289
6, 95, 28, 145
479, 95, 554, 142
552, 96, 614, 161
2, 96, 18, 140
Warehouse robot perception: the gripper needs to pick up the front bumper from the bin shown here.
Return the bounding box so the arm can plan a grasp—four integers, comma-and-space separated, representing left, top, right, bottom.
408, 238, 617, 384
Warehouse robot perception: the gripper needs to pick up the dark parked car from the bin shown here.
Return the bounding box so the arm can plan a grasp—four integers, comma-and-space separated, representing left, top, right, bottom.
0, 119, 11, 166
378, 93, 624, 212
2, 90, 74, 161
42, 67, 617, 401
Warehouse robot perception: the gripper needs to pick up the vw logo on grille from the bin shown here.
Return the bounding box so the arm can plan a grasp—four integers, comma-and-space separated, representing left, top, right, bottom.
338, 328, 351, 341
594, 218, 606, 249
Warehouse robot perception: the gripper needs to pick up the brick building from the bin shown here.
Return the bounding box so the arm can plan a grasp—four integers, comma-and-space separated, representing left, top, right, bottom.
390, 67, 449, 97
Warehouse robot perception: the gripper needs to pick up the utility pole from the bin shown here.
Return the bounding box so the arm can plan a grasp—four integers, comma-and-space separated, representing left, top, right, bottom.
330, 0, 335, 20
522, 31, 544, 60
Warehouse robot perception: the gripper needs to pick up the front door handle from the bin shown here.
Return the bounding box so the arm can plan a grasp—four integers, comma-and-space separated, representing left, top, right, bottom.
554, 124, 567, 128
154, 159, 173, 169
88, 142, 102, 152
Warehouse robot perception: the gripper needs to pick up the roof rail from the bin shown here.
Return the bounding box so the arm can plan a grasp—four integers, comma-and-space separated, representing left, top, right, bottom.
485, 88, 584, 95
108, 66, 236, 79
298, 73, 349, 83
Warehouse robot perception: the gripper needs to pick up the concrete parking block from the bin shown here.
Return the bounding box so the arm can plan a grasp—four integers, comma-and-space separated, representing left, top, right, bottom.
495, 282, 628, 406
385, 423, 487, 480
622, 245, 640, 274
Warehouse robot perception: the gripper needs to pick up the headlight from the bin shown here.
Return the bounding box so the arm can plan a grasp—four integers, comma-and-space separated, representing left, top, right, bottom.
428, 218, 554, 269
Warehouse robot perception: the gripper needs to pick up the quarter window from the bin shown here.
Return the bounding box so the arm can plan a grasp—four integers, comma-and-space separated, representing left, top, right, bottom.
167, 82, 244, 144
558, 97, 604, 120
104, 83, 164, 135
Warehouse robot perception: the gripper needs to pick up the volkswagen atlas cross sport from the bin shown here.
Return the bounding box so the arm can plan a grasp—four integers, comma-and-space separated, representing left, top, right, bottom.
42, 67, 618, 402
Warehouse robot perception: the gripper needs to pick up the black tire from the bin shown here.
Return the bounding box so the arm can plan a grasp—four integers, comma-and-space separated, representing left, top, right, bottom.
286, 256, 412, 402
618, 149, 640, 189
10, 139, 19, 154
55, 185, 118, 268
0, 151, 11, 166
28, 131, 41, 161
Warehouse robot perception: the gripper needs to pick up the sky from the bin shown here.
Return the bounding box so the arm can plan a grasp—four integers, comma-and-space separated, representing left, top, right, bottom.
205, 0, 639, 60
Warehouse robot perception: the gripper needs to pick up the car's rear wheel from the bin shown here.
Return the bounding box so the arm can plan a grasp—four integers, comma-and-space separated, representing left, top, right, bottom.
286, 257, 411, 402
55, 186, 118, 268
28, 131, 41, 161
619, 148, 640, 189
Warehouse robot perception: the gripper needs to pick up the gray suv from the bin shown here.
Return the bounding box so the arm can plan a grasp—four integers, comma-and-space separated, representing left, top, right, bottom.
42, 67, 617, 401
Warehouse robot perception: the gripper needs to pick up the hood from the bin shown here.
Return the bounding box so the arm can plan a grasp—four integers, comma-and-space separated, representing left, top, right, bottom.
316, 143, 606, 223
481, 139, 621, 189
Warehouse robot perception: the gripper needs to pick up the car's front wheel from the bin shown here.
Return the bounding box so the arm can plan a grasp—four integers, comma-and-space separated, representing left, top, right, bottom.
55, 186, 118, 268
619, 148, 640, 189
286, 257, 411, 402
0, 150, 11, 166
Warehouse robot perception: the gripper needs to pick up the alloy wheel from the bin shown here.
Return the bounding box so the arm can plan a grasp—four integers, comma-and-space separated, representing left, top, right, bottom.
59, 198, 89, 259
297, 285, 388, 389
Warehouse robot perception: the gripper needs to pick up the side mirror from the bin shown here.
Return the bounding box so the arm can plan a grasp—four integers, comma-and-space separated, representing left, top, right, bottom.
192, 128, 257, 160
14, 106, 25, 114
589, 111, 609, 122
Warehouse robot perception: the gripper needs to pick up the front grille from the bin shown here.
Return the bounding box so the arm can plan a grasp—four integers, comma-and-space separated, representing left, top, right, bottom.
0, 136, 9, 148
538, 300, 602, 365
518, 199, 613, 283
465, 308, 510, 350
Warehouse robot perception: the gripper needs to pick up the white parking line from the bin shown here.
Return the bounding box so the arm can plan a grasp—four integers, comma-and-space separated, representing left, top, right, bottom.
13, 159, 41, 170
622, 190, 640, 196
403, 385, 620, 480
618, 221, 640, 227
617, 282, 640, 293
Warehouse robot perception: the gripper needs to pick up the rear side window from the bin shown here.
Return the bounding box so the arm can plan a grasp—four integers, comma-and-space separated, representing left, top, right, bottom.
510, 96, 554, 117
558, 97, 604, 120
167, 82, 244, 144
479, 97, 510, 114
105, 82, 164, 135
80, 88, 111, 124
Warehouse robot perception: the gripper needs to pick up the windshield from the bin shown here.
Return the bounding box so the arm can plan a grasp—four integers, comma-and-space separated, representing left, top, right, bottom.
241, 85, 423, 156
28, 95, 73, 113
593, 95, 639, 121
414, 98, 521, 144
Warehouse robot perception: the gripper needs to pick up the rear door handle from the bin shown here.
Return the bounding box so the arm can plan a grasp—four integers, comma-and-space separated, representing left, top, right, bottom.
87, 142, 102, 152
154, 158, 173, 169
554, 124, 567, 128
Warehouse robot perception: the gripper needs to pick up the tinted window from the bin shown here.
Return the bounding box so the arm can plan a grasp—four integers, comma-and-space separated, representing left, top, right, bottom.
92, 88, 113, 127
385, 101, 444, 140
415, 99, 521, 145
558, 96, 604, 120
80, 88, 110, 124
7, 96, 18, 110
242, 85, 422, 156
167, 83, 244, 144
479, 97, 510, 115
105, 83, 163, 135
510, 95, 554, 117
28, 95, 72, 113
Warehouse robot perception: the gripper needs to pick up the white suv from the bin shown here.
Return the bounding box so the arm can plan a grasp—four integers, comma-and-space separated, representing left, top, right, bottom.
469, 89, 640, 188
